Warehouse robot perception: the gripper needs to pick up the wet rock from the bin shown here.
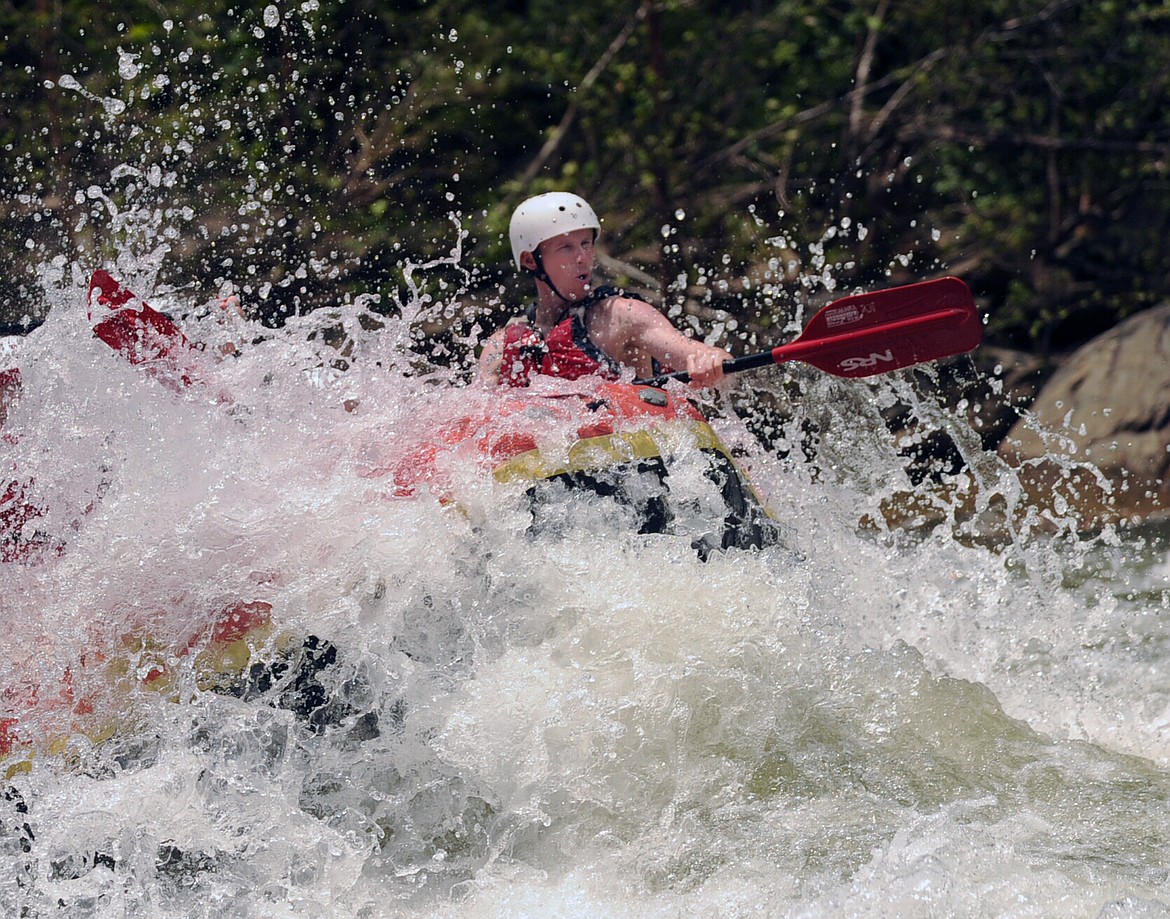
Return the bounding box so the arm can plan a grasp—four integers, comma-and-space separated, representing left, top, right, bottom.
998, 303, 1170, 523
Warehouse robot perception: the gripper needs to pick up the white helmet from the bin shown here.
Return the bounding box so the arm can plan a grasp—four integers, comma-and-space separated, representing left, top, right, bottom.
509, 193, 600, 269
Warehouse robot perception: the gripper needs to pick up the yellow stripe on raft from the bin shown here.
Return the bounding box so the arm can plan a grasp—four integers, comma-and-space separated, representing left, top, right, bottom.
491, 418, 728, 483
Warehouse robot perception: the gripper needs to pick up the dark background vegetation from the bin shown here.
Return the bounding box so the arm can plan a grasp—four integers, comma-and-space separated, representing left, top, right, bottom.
1, 0, 1168, 370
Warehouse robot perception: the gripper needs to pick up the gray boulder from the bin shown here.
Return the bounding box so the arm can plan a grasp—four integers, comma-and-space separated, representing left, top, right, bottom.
998, 303, 1170, 523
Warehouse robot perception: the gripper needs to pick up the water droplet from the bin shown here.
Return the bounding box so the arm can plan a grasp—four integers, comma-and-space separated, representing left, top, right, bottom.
264, 5, 280, 27
117, 49, 141, 80
674, 209, 685, 221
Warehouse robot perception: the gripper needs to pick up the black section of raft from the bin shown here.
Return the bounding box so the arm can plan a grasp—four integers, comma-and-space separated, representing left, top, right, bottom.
525, 447, 784, 560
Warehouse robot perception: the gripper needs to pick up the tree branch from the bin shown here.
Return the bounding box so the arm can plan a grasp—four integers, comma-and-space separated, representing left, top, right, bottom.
513, 1, 650, 190
849, 0, 891, 146
898, 124, 1170, 160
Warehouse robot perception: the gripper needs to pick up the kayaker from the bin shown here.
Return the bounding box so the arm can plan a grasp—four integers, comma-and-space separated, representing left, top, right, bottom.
478, 192, 732, 387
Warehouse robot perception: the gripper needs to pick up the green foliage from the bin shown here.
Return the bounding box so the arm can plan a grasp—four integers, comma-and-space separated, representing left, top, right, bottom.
1, 0, 1167, 355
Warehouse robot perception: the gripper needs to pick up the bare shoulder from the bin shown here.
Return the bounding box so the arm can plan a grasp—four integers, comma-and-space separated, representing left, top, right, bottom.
598, 291, 656, 312
483, 325, 509, 347
588, 293, 661, 330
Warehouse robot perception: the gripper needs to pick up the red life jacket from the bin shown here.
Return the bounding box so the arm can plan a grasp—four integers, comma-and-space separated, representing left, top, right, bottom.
498, 288, 633, 387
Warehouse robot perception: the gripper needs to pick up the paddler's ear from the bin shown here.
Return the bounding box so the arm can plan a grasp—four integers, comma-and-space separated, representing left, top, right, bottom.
519, 250, 539, 273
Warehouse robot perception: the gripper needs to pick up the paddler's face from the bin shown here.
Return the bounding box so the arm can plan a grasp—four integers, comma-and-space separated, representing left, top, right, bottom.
531, 228, 595, 301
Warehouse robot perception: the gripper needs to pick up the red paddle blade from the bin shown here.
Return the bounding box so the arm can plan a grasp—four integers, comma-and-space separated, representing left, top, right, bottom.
86, 270, 202, 391
774, 276, 981, 378
88, 269, 139, 315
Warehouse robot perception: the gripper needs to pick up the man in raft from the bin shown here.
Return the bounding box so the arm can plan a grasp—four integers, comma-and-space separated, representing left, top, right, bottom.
478, 192, 732, 387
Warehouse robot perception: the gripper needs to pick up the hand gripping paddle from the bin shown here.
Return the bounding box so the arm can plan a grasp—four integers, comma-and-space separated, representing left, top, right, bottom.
640, 276, 981, 385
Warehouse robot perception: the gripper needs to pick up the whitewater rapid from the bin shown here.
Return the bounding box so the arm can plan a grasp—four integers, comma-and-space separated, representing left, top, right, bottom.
2, 273, 1170, 918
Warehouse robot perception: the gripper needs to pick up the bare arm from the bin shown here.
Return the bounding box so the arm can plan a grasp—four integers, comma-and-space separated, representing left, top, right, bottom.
588, 297, 731, 387
477, 327, 507, 385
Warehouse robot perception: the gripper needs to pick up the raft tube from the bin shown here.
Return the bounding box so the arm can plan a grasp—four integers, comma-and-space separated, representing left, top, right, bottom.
384, 378, 784, 556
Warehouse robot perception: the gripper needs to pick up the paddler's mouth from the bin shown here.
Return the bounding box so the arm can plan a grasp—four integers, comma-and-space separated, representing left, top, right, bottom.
563, 277, 591, 301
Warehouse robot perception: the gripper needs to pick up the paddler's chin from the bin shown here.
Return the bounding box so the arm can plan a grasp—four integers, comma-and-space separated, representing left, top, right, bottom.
565, 280, 592, 301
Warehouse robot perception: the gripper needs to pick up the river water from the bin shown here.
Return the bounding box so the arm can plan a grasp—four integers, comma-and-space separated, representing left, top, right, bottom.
4, 15, 1170, 912
2, 267, 1169, 919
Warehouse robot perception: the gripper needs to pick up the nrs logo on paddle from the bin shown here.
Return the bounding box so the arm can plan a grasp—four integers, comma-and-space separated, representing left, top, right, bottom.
838, 350, 894, 372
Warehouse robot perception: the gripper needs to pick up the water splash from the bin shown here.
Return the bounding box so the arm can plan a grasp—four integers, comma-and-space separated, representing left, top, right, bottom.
54, 74, 127, 117
3, 17, 1170, 919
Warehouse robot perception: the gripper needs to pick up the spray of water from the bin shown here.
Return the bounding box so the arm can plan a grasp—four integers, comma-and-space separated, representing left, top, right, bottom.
3, 11, 1170, 919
